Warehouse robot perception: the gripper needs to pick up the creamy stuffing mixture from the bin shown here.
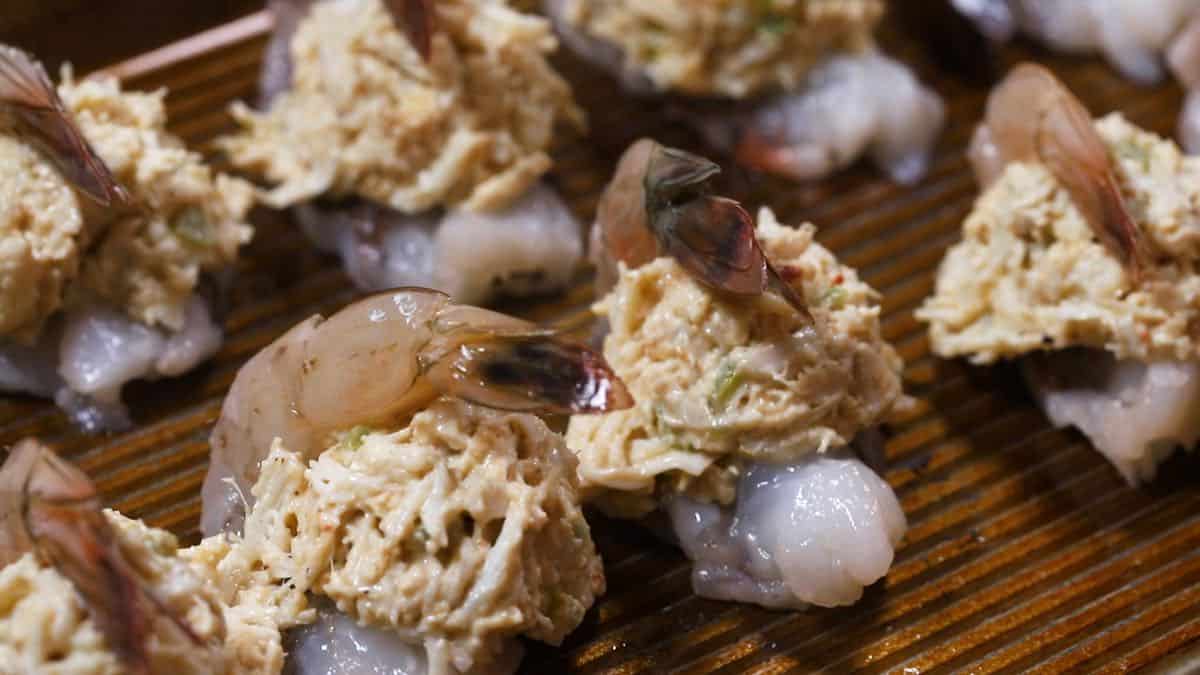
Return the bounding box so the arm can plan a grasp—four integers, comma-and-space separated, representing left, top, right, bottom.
221, 0, 583, 214
189, 397, 604, 674
0, 512, 279, 675
556, 0, 883, 98
918, 114, 1200, 364
567, 210, 906, 518
0, 72, 253, 342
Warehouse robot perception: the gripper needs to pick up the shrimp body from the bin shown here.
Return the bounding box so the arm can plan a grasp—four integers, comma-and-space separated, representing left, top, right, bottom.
203, 287, 631, 535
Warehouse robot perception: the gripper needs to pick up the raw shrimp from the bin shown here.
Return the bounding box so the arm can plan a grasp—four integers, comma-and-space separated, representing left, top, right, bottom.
0, 439, 212, 674
202, 287, 632, 535
1169, 14, 1200, 152
955, 0, 1199, 84
591, 139, 811, 320
699, 53, 946, 186
968, 63, 1150, 280
0, 45, 127, 206
1026, 351, 1200, 484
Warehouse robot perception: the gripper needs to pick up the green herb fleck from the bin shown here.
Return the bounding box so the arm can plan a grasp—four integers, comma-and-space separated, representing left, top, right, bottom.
171, 206, 212, 249
1114, 141, 1151, 171
708, 360, 744, 413
820, 286, 847, 309
570, 518, 589, 540
759, 14, 794, 35
338, 425, 373, 451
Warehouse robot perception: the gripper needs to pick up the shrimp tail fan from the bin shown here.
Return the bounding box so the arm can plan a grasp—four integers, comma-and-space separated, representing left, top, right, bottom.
644, 143, 814, 321
426, 329, 634, 415
0, 45, 128, 206
0, 440, 206, 674
987, 63, 1151, 281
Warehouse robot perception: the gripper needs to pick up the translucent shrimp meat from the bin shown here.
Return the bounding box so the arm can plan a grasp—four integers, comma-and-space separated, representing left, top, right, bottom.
1025, 351, 1200, 484
296, 183, 584, 304
1168, 14, 1200, 152
0, 296, 222, 431
694, 53, 946, 185
201, 287, 630, 535
955, 0, 1199, 84
666, 451, 906, 609
283, 604, 522, 675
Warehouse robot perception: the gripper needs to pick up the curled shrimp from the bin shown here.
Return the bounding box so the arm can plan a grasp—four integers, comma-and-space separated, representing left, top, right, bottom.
592, 138, 812, 321
202, 287, 632, 534
0, 45, 128, 206
0, 439, 212, 674
969, 63, 1151, 280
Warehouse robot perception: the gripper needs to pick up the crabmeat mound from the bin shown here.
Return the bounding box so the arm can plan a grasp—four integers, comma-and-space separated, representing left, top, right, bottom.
221, 0, 584, 214
918, 114, 1200, 364
566, 209, 906, 518
554, 0, 884, 98
0, 512, 281, 675
191, 398, 604, 674
0, 72, 253, 342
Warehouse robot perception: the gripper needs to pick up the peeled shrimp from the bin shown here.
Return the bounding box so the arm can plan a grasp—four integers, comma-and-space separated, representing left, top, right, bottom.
955, 0, 1199, 84
969, 63, 1150, 280
698, 53, 946, 185
202, 287, 631, 535
1026, 351, 1200, 484
1169, 14, 1200, 152
590, 139, 811, 320
0, 439, 213, 673
667, 450, 906, 609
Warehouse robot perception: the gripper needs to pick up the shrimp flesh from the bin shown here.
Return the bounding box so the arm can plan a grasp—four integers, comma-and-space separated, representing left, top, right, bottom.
202, 287, 632, 535
969, 63, 1150, 280
1169, 14, 1200, 152
591, 139, 812, 321
698, 53, 946, 185
955, 0, 1199, 85
0, 45, 127, 206
0, 439, 210, 673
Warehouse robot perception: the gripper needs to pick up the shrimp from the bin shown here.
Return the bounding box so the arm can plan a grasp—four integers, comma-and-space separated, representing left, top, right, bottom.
0, 45, 127, 206
0, 439, 211, 674
202, 287, 632, 535
1168, 14, 1200, 152
969, 63, 1151, 281
592, 139, 812, 321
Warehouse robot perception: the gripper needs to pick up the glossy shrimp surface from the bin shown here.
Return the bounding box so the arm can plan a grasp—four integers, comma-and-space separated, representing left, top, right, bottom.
202, 287, 632, 535
969, 63, 1150, 280
592, 139, 812, 320
0, 440, 205, 674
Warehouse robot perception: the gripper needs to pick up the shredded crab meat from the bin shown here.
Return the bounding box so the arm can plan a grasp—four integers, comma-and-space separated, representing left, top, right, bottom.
547, 0, 884, 98
919, 114, 1200, 364
566, 209, 905, 518
222, 0, 583, 214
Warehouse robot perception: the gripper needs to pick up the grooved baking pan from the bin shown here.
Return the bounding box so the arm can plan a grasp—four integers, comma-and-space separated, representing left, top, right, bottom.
6, 8, 1200, 674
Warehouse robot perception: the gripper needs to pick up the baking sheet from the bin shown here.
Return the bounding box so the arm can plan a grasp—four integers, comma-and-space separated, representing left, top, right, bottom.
5, 8, 1200, 673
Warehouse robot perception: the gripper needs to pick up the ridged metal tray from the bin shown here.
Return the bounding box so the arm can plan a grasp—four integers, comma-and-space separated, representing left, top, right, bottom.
6, 8, 1200, 674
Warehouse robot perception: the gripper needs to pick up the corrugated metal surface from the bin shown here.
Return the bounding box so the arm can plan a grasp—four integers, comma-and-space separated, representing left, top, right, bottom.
7, 9, 1200, 674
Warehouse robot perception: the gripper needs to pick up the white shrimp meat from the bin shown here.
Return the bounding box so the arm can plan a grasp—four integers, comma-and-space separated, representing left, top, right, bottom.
957, 0, 1199, 84
696, 53, 946, 184
295, 183, 583, 304
1025, 350, 1200, 484
0, 296, 222, 431
283, 606, 524, 675
667, 453, 906, 609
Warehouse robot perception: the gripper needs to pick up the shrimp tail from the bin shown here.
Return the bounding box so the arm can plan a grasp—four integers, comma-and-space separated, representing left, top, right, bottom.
385, 0, 435, 61
426, 331, 633, 415
0, 45, 128, 206
1, 440, 205, 673
643, 142, 814, 321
